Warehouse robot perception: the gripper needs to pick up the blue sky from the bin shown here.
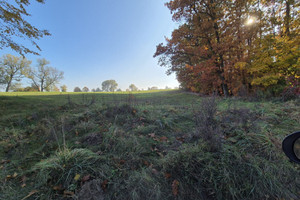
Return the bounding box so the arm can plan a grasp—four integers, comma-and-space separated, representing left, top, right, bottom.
0, 0, 179, 91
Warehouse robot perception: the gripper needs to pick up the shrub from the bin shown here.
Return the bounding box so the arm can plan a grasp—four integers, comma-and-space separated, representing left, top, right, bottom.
281, 86, 300, 101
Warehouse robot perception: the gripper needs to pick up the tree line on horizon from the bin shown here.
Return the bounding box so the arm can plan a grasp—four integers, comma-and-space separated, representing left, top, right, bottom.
73, 82, 172, 93
0, 55, 173, 93
154, 0, 299, 97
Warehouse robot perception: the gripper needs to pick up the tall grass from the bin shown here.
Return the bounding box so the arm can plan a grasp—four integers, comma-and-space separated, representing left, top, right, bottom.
0, 91, 299, 199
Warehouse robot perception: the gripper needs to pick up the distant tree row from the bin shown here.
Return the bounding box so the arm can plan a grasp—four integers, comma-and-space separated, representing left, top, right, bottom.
73, 81, 171, 92
73, 80, 118, 92
0, 54, 64, 92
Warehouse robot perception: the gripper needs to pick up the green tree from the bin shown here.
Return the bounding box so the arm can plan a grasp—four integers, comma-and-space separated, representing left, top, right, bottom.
46, 85, 60, 92
0, 54, 31, 92
82, 86, 89, 92
0, 68, 4, 85
129, 84, 138, 91
248, 0, 300, 92
74, 87, 81, 92
28, 58, 64, 92
0, 0, 50, 55
23, 84, 39, 92
102, 80, 118, 92
60, 85, 67, 92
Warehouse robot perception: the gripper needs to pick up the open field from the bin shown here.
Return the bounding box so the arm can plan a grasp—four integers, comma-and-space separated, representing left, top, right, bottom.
0, 90, 299, 200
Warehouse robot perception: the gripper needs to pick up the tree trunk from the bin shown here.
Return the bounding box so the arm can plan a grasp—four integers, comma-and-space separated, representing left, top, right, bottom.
5, 76, 13, 92
41, 79, 44, 92
212, 19, 230, 97
285, 0, 291, 36
222, 83, 229, 97
5, 82, 11, 92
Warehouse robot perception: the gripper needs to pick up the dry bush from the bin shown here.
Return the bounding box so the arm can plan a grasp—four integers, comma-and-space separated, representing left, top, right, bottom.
193, 97, 222, 152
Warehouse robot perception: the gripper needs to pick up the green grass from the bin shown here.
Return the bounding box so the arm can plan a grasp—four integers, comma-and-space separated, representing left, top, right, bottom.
0, 89, 174, 96
0, 90, 299, 199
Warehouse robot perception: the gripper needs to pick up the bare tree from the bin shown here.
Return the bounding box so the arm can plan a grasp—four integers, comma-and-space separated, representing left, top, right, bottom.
28, 58, 64, 92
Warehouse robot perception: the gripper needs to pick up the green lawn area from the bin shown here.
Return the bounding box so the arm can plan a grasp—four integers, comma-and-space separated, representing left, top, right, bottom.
0, 90, 299, 200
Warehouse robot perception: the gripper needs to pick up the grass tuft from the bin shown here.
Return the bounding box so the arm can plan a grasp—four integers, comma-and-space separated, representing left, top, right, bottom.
33, 148, 103, 192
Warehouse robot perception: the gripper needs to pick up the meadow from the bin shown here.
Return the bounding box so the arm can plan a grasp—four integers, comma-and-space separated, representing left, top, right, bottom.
0, 90, 299, 200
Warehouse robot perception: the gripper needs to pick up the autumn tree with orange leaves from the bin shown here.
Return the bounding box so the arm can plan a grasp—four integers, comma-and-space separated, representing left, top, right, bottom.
154, 0, 299, 96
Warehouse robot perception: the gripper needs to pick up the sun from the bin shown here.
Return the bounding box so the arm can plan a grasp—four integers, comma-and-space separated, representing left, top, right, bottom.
246, 17, 255, 25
